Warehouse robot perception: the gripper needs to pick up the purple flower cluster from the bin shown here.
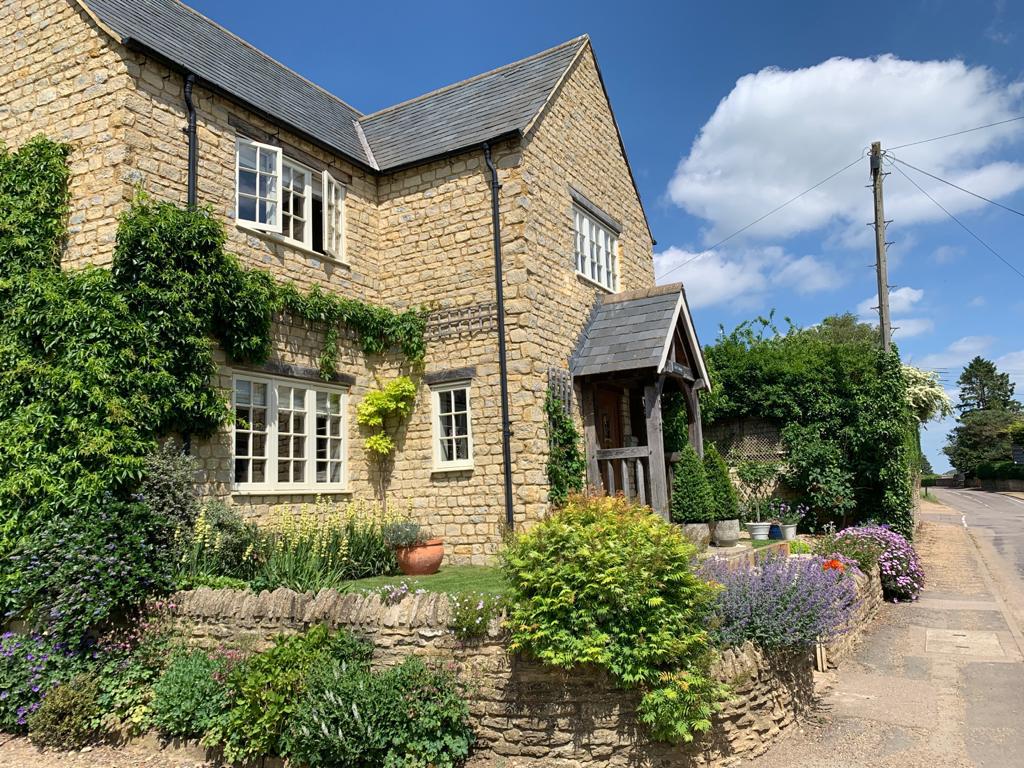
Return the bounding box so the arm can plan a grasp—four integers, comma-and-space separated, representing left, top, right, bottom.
700, 554, 861, 650
0, 632, 82, 732
833, 525, 924, 601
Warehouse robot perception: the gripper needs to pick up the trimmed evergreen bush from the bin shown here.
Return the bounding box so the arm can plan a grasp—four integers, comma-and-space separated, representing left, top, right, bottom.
703, 443, 738, 521
670, 445, 713, 523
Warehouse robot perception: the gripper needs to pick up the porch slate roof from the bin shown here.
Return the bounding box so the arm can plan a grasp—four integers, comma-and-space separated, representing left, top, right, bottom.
570, 283, 709, 386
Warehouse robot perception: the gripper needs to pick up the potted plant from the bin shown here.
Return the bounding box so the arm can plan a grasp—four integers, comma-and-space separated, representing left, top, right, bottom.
669, 444, 714, 548
779, 503, 806, 540
735, 459, 780, 542
384, 520, 444, 576
744, 499, 771, 541
704, 443, 740, 548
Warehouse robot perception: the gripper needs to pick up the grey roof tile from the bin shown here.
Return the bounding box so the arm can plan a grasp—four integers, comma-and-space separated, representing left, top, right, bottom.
359, 37, 587, 170
83, 0, 370, 165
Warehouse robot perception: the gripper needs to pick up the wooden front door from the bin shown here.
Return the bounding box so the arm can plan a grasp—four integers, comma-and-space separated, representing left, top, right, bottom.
595, 387, 623, 449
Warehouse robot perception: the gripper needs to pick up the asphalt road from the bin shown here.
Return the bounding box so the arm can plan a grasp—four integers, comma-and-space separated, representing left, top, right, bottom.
932, 488, 1024, 581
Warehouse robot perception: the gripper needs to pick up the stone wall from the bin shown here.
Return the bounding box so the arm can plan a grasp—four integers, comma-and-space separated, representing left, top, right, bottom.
171, 578, 886, 767
823, 563, 883, 667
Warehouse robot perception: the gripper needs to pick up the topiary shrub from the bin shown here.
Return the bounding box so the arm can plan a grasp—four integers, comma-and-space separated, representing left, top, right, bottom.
502, 494, 726, 743
27, 674, 99, 750
288, 656, 474, 768
703, 443, 738, 521
151, 649, 228, 739
669, 444, 713, 523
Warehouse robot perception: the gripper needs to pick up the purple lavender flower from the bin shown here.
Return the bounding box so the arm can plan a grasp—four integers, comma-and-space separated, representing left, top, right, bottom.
700, 554, 861, 649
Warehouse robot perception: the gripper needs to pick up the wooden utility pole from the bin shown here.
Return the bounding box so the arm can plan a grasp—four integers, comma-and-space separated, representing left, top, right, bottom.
870, 141, 892, 352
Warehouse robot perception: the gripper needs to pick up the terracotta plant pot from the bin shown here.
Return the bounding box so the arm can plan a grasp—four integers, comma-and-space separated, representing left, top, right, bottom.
395, 538, 444, 576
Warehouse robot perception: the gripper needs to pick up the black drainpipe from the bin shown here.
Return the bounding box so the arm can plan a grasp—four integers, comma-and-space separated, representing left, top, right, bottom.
181, 73, 198, 456
483, 143, 515, 531
183, 73, 198, 208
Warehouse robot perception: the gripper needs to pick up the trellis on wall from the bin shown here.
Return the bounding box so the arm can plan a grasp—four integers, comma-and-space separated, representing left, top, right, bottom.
547, 367, 574, 414
705, 417, 785, 462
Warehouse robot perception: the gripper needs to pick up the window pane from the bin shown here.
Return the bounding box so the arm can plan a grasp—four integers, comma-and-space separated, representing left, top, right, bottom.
316, 461, 327, 483
235, 431, 249, 455
238, 142, 257, 170
252, 432, 266, 456
329, 462, 341, 484
316, 414, 327, 437
453, 388, 467, 412
317, 392, 328, 412
259, 149, 275, 172
441, 438, 453, 462
293, 436, 304, 458
238, 195, 256, 222
278, 432, 291, 457
235, 379, 251, 404
278, 460, 290, 482
439, 391, 452, 414
455, 437, 469, 460
235, 458, 249, 482
440, 414, 453, 438
454, 412, 468, 437
251, 408, 266, 431
253, 383, 267, 406
251, 460, 265, 483
239, 170, 257, 196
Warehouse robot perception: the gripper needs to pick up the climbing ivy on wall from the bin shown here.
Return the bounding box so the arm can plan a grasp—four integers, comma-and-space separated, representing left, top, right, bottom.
544, 390, 586, 506
0, 135, 426, 637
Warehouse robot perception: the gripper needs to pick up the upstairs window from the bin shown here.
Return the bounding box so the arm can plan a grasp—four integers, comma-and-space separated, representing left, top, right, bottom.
573, 206, 618, 292
235, 137, 346, 262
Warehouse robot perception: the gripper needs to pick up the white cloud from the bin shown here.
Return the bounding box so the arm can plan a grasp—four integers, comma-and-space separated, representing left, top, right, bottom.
668, 55, 1024, 245
968, 295, 987, 308
891, 317, 934, 338
933, 245, 965, 264
996, 350, 1024, 395
916, 335, 995, 370
653, 246, 842, 309
856, 286, 924, 317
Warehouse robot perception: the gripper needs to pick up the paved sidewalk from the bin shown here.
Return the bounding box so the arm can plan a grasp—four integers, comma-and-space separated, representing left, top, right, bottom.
741, 502, 1024, 768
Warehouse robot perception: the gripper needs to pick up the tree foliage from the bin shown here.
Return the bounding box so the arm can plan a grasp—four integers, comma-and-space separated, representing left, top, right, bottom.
702, 313, 917, 536
943, 409, 1021, 476
955, 356, 1020, 415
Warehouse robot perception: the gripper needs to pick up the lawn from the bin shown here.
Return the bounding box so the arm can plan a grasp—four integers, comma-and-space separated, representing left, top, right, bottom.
346, 565, 506, 596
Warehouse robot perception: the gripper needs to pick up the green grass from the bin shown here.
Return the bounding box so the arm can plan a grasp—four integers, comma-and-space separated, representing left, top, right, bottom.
345, 565, 506, 596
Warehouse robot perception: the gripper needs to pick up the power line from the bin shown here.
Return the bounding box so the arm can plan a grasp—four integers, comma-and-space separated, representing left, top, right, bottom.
889, 115, 1024, 150
892, 157, 1024, 218
656, 154, 864, 282
891, 163, 1024, 281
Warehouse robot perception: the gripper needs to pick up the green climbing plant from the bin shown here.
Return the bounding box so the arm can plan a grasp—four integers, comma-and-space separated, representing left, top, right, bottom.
544, 390, 585, 507
356, 376, 418, 511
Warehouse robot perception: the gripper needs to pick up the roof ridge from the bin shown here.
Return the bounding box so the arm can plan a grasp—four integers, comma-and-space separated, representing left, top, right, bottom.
358, 35, 589, 123
164, 0, 364, 117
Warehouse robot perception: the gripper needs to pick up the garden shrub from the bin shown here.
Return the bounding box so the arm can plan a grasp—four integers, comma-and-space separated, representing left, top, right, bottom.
448, 593, 506, 641
832, 525, 924, 601
26, 674, 99, 750
151, 649, 227, 739
139, 442, 200, 537
976, 461, 1024, 481
206, 625, 372, 763
781, 423, 855, 525
545, 389, 585, 507
0, 632, 85, 733
813, 528, 883, 572
703, 443, 738, 521
700, 554, 860, 649
175, 500, 259, 590
288, 656, 474, 768
502, 494, 725, 742
669, 444, 713, 523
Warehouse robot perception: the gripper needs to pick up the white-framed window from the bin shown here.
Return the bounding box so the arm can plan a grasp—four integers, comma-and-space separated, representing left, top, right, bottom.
232, 374, 348, 493
235, 137, 346, 261
573, 206, 618, 292
431, 381, 473, 471
236, 138, 282, 233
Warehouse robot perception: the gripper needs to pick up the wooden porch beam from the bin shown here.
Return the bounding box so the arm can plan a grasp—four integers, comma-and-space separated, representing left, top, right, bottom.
645, 375, 669, 520
684, 383, 704, 457
581, 383, 601, 490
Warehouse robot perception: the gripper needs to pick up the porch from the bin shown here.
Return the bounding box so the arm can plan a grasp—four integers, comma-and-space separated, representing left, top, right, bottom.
570, 283, 709, 520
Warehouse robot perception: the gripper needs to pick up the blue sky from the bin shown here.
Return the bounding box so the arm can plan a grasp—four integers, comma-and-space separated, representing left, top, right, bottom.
188, 0, 1024, 471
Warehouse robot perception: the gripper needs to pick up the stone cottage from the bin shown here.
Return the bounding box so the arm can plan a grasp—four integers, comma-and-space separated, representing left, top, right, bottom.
1, 0, 709, 562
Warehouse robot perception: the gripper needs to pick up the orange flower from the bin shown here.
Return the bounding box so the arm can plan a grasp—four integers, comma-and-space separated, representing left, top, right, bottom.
822, 559, 845, 573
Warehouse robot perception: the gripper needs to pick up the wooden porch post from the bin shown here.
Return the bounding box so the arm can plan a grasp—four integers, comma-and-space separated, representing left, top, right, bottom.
645, 376, 669, 519
581, 382, 601, 490
685, 384, 704, 457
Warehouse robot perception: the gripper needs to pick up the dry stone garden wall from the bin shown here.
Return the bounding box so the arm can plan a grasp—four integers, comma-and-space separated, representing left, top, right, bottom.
170, 566, 882, 767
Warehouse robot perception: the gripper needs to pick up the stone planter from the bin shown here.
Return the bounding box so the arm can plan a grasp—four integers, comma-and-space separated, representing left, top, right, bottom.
746, 521, 771, 541
781, 523, 798, 540
681, 522, 712, 549
396, 538, 444, 576
712, 519, 740, 547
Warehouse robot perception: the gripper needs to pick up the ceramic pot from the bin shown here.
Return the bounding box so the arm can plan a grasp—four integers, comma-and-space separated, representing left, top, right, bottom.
712, 519, 740, 548
681, 523, 712, 550
768, 523, 783, 540
746, 521, 771, 541
781, 524, 798, 541
396, 538, 444, 576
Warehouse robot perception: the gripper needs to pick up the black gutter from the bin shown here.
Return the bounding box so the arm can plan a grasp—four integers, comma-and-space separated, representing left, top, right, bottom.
483, 142, 515, 531
183, 72, 198, 208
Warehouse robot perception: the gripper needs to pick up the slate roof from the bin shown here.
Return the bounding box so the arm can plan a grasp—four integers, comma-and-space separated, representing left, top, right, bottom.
359, 37, 587, 171
78, 0, 587, 172
571, 284, 708, 386
82, 0, 371, 166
